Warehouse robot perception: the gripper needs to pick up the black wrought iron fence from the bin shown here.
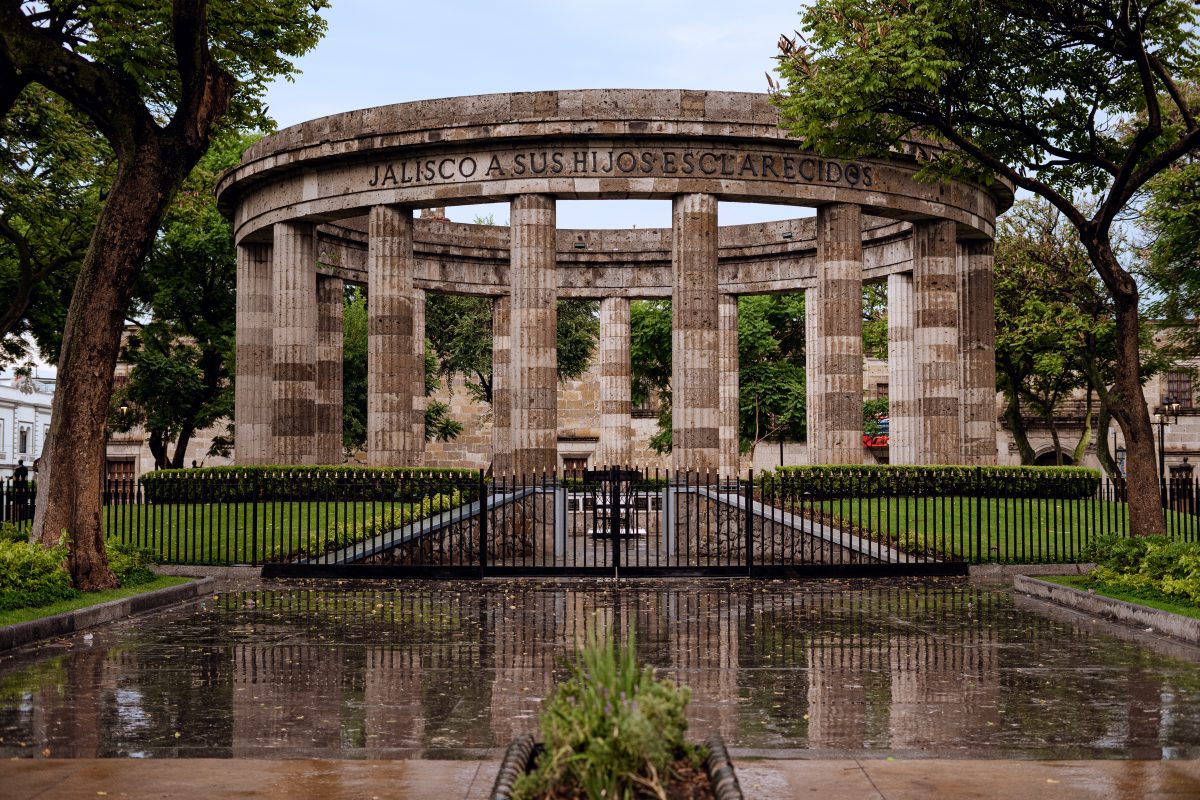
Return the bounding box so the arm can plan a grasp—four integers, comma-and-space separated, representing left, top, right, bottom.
2, 467, 1196, 575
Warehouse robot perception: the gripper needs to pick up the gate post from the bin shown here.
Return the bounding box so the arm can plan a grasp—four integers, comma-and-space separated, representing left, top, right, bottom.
478, 469, 487, 576
610, 465, 621, 575
744, 470, 754, 576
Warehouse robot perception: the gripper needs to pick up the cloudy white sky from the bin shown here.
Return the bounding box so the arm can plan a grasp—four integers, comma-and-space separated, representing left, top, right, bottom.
261, 0, 813, 229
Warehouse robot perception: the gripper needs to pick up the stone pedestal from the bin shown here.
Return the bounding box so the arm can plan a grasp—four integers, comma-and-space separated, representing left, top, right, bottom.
367, 205, 423, 466
719, 294, 740, 477
597, 297, 631, 467
887, 272, 917, 465
235, 242, 273, 465
316, 275, 344, 464
913, 220, 962, 464
492, 295, 512, 475
271, 222, 318, 464
510, 195, 558, 476
808, 203, 864, 465
959, 240, 997, 464
671, 193, 719, 475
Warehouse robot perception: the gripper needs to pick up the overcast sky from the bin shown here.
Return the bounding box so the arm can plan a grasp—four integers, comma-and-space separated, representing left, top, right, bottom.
262, 0, 813, 229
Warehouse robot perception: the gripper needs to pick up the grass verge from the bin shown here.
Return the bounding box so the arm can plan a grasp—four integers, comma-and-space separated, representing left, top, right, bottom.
0, 575, 192, 626
1040, 574, 1200, 621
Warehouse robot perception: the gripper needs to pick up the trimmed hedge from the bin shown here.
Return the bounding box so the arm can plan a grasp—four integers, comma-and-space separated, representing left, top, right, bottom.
767, 464, 1101, 499
140, 465, 478, 503
0, 537, 157, 611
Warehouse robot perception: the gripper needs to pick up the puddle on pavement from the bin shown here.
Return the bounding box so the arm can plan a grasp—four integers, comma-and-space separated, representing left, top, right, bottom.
2, 578, 1199, 759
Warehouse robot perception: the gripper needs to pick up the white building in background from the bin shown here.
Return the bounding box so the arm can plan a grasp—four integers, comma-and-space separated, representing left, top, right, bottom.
0, 370, 54, 479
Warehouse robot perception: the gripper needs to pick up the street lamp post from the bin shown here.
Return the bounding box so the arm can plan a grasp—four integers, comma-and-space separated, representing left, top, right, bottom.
1155, 397, 1180, 503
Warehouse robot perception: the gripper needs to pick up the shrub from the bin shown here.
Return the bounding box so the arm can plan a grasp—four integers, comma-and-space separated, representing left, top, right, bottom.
768, 464, 1100, 499
513, 627, 701, 800
106, 540, 158, 587
1085, 535, 1200, 607
139, 465, 478, 504
0, 522, 27, 544
0, 537, 76, 611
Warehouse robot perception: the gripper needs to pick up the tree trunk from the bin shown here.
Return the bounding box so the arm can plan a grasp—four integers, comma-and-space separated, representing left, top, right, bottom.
1091, 247, 1164, 536
31, 142, 182, 589
148, 428, 168, 471
1004, 393, 1036, 464
170, 420, 195, 468
1071, 390, 1094, 465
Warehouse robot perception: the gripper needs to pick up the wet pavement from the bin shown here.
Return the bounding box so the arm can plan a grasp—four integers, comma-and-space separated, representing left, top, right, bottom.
2, 577, 1200, 762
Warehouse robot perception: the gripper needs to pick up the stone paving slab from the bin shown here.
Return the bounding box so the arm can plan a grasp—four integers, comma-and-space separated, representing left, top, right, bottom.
4, 759, 1200, 799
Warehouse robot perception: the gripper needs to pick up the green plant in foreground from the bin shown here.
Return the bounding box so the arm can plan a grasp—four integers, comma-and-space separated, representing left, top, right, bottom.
513, 627, 702, 800
0, 535, 159, 612
1084, 534, 1200, 607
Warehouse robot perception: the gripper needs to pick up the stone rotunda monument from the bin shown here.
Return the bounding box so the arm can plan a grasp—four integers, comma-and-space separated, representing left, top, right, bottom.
217, 89, 1012, 477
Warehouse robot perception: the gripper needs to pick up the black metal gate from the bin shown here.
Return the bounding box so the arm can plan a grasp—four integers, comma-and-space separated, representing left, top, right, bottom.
262, 466, 964, 579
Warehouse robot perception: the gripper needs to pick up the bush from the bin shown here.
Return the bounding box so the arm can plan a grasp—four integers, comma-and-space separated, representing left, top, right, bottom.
768, 464, 1100, 499
513, 628, 701, 800
106, 540, 158, 587
0, 537, 76, 611
0, 522, 27, 544
139, 465, 478, 503
1085, 534, 1200, 606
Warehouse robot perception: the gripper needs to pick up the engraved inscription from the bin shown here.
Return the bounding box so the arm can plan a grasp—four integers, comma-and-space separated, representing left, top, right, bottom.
366, 148, 874, 189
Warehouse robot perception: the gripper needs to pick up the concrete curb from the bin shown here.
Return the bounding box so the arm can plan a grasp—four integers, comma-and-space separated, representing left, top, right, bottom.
1014, 574, 1200, 646
0, 576, 213, 652
153, 565, 260, 581
970, 563, 1095, 582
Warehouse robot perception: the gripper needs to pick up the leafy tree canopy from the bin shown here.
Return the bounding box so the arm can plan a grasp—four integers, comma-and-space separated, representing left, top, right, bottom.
772, 0, 1200, 534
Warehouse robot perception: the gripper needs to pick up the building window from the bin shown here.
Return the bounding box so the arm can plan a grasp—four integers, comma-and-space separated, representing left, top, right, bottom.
563, 457, 588, 478
875, 382, 889, 400
18, 424, 30, 455
1166, 371, 1194, 410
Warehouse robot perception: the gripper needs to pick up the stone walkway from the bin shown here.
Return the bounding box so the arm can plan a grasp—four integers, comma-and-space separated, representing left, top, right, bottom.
4, 758, 1199, 799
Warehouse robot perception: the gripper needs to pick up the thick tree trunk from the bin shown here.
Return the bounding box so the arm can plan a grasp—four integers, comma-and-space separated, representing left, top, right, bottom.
32, 143, 182, 589
1090, 246, 1164, 536
148, 428, 168, 470
170, 421, 195, 468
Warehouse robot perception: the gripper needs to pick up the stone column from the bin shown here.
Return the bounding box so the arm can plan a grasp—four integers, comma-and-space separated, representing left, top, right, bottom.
719, 294, 740, 478
959, 240, 997, 464
887, 272, 918, 465
509, 195, 558, 476
913, 220, 962, 464
367, 205, 422, 466
808, 203, 864, 464
805, 286, 823, 463
672, 194, 720, 475
235, 242, 273, 464
412, 288, 427, 460
597, 297, 631, 467
271, 222, 318, 464
316, 275, 344, 464
492, 295, 512, 474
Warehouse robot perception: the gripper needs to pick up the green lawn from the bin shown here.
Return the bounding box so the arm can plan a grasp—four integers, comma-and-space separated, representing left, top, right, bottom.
103, 497, 459, 565
0, 575, 192, 626
774, 495, 1200, 563
1041, 574, 1200, 620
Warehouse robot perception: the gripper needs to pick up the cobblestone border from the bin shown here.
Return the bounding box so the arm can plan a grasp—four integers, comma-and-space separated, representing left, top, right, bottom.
1014, 574, 1200, 646
0, 576, 212, 652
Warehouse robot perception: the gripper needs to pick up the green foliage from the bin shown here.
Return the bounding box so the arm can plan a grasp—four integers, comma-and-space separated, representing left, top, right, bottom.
426, 292, 600, 404
0, 85, 110, 363
0, 522, 25, 544
105, 540, 158, 587
342, 285, 368, 451
1084, 535, 1200, 607
0, 536, 76, 611
770, 464, 1100, 499
1144, 158, 1200, 360
118, 131, 258, 467
139, 465, 477, 503
863, 397, 888, 437
513, 628, 700, 800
